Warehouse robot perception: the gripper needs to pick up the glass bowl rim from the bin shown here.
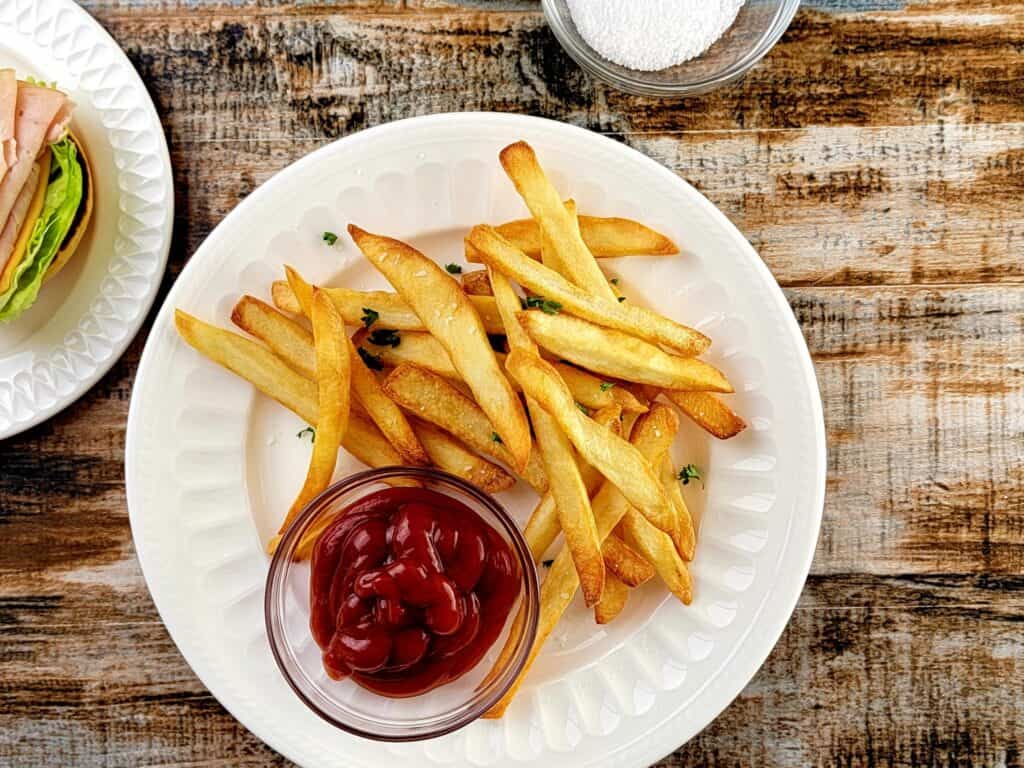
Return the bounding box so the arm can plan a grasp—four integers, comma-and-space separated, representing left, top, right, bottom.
540, 0, 802, 98
264, 465, 541, 742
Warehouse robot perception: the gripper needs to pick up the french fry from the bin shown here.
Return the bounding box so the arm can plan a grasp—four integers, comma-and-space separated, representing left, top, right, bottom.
381, 363, 548, 493
552, 362, 648, 414
461, 269, 493, 296
272, 277, 506, 336
486, 405, 679, 718
665, 390, 747, 440
621, 506, 692, 604
272, 275, 431, 467
601, 534, 655, 588
468, 224, 709, 356
354, 326, 645, 415
594, 573, 629, 625
355, 329, 460, 380
505, 350, 676, 533
278, 289, 352, 535
660, 454, 696, 560
411, 419, 515, 494
489, 263, 604, 604
348, 226, 532, 472
232, 296, 315, 379
175, 310, 402, 470
499, 142, 616, 302
519, 311, 731, 392
522, 404, 622, 562
465, 213, 678, 262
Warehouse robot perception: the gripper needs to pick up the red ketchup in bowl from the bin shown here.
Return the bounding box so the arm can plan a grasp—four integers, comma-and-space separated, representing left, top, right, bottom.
309, 487, 520, 697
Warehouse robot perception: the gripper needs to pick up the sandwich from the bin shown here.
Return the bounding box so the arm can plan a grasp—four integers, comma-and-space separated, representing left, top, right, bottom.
0, 71, 93, 323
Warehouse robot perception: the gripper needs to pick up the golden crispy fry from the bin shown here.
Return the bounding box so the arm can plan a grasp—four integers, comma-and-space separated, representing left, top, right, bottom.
490, 261, 605, 602
499, 142, 618, 302
381, 363, 548, 493
659, 453, 696, 560
468, 224, 709, 356
665, 390, 747, 440
354, 329, 460, 380
531, 397, 605, 607
465, 214, 678, 262
621, 507, 692, 604
278, 273, 430, 467
348, 226, 532, 472
552, 362, 648, 414
485, 405, 679, 718
461, 269, 493, 296
231, 296, 315, 379
522, 404, 622, 562
411, 418, 516, 493
520, 311, 731, 392
175, 310, 401, 469
594, 573, 630, 625
273, 275, 506, 335
279, 290, 352, 535
602, 534, 655, 588
505, 350, 675, 533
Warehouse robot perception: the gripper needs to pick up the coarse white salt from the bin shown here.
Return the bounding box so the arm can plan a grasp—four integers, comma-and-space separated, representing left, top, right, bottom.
567, 0, 745, 72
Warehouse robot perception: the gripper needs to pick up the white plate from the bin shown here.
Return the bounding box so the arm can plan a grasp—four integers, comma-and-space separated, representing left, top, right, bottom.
0, 0, 173, 438
126, 113, 825, 767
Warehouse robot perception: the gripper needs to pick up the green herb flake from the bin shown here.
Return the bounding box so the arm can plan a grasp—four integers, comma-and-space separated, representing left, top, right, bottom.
599, 381, 616, 392
358, 348, 384, 371
523, 295, 563, 315
617, 296, 626, 303
360, 307, 379, 329
322, 231, 339, 246
575, 402, 591, 416
368, 329, 401, 348
491, 432, 503, 444
445, 263, 463, 275
297, 426, 316, 443
677, 463, 704, 489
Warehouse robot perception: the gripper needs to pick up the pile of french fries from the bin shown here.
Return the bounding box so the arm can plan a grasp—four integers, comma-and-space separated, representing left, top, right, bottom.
175, 140, 746, 715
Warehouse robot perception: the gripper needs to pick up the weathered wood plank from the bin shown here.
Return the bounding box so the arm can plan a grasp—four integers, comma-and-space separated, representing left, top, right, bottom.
84, 1, 1024, 142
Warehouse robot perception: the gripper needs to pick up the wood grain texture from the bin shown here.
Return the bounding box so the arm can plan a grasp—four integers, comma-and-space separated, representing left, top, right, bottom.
2, 0, 1022, 766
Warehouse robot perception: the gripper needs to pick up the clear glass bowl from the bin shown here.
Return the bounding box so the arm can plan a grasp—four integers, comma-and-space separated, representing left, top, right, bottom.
541, 0, 801, 97
265, 467, 540, 741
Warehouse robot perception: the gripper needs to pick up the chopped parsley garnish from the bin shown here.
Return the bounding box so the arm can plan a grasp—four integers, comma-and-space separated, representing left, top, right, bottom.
297, 426, 316, 443
524, 296, 562, 315
575, 402, 591, 416
491, 432, 503, 444
360, 307, 379, 329
368, 329, 401, 348
617, 296, 626, 303
358, 348, 384, 371
445, 263, 463, 274
599, 381, 616, 392
542, 559, 554, 568
610, 278, 620, 285
678, 464, 704, 489
322, 231, 338, 246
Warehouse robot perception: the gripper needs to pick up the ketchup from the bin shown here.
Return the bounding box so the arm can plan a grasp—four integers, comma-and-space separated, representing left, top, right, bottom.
309, 487, 520, 697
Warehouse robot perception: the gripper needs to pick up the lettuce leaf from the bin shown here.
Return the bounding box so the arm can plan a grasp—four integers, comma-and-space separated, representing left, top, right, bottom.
0, 137, 83, 322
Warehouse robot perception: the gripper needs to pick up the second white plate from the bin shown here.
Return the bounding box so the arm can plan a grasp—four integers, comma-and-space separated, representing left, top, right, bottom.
126, 112, 824, 768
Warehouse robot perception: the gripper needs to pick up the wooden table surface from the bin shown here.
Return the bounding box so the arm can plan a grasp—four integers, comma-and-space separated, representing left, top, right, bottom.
2, 0, 1022, 765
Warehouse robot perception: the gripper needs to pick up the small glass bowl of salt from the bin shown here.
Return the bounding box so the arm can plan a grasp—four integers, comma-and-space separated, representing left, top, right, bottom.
542, 0, 800, 97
